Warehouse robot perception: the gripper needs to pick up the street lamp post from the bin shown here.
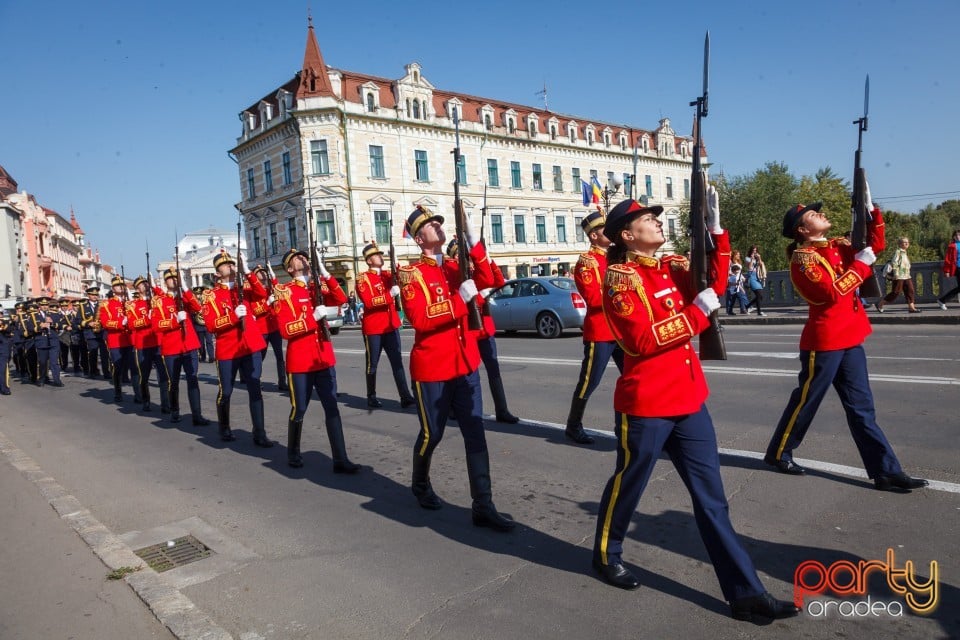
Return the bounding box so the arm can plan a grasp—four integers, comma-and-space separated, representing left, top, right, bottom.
599, 175, 625, 213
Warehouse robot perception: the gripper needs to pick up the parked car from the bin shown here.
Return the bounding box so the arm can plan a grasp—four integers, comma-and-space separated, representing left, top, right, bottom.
326, 304, 343, 335
488, 277, 586, 338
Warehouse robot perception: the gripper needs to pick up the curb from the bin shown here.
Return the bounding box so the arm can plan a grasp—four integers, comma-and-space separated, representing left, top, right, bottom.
719, 309, 960, 326
0, 430, 233, 640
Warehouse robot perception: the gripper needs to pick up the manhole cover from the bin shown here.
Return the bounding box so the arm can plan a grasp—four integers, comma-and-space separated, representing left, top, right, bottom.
133, 535, 213, 572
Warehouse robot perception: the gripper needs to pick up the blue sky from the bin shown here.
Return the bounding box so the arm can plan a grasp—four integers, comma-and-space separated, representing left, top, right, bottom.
2, 0, 957, 269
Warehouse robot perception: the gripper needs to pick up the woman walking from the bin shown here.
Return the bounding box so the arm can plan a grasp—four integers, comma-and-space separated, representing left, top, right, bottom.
744, 245, 767, 316
876, 237, 919, 313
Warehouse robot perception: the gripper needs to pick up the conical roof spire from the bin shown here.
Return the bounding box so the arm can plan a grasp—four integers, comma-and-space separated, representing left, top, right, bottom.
297, 16, 334, 99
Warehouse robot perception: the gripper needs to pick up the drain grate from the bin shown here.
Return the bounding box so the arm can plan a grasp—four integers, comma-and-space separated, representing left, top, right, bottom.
133, 535, 213, 572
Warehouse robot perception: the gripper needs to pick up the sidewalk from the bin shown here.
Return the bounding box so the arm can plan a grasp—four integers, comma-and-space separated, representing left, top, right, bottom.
720, 301, 960, 325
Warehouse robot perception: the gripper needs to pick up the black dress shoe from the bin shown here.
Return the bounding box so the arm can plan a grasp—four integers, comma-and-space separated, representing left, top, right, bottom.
592, 559, 640, 590
192, 416, 210, 426
0, 389, 11, 395
565, 427, 595, 445
730, 592, 800, 621
50, 382, 64, 388
496, 412, 520, 424
253, 437, 276, 448
764, 456, 805, 475
875, 472, 929, 491
160, 406, 171, 414
400, 396, 416, 408
333, 460, 361, 474
143, 401, 152, 411
366, 396, 383, 408
170, 411, 181, 423
472, 504, 516, 532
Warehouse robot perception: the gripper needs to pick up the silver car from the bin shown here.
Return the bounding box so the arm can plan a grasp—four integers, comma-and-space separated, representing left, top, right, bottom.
488, 277, 586, 338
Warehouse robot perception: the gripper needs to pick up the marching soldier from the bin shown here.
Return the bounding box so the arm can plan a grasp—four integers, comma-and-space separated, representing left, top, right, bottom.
78, 286, 108, 379
272, 248, 359, 471
62, 298, 84, 375
190, 286, 216, 363
398, 205, 514, 532
57, 298, 71, 373
99, 276, 141, 403
127, 277, 170, 413
33, 296, 66, 387
0, 314, 13, 395
356, 241, 415, 409
446, 239, 518, 423
202, 252, 274, 446
10, 302, 28, 383
19, 299, 39, 384
564, 211, 624, 445
250, 264, 288, 392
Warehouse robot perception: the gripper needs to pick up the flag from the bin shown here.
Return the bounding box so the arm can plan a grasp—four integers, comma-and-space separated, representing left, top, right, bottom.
581, 180, 591, 206
591, 177, 603, 204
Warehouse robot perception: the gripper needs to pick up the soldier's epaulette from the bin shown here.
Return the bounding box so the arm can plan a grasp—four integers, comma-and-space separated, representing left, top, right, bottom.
579, 252, 598, 266
201, 289, 217, 304
397, 264, 417, 286
792, 247, 819, 266
151, 297, 163, 309
833, 237, 851, 246
662, 255, 690, 271
272, 282, 292, 301
605, 263, 641, 290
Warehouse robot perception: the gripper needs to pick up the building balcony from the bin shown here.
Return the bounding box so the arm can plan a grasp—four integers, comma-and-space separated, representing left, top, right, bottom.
39, 254, 53, 268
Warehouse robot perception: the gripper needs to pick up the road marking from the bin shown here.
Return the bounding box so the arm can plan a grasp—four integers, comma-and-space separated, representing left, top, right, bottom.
499, 416, 960, 494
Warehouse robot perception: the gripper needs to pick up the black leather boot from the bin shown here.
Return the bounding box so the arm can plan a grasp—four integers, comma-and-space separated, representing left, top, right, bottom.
141, 383, 151, 411
489, 377, 519, 424
112, 368, 123, 403
287, 419, 304, 468
466, 451, 515, 532
326, 416, 359, 473
159, 379, 170, 414
217, 403, 235, 441
251, 398, 274, 447
392, 365, 416, 407
366, 373, 383, 408
564, 396, 595, 445
169, 387, 181, 423
411, 452, 442, 509
188, 386, 209, 425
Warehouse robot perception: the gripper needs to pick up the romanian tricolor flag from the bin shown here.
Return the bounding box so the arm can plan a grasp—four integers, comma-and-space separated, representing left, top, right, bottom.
591, 176, 603, 204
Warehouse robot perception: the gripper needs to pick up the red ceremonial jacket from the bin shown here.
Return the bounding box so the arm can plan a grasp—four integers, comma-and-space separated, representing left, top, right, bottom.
791, 209, 885, 352
398, 243, 494, 382
943, 241, 958, 278
357, 269, 401, 336
273, 276, 347, 373
575, 246, 615, 342
99, 298, 133, 349
476, 261, 506, 339
125, 298, 159, 350
202, 275, 268, 360
603, 231, 730, 417
249, 278, 280, 335
150, 290, 201, 356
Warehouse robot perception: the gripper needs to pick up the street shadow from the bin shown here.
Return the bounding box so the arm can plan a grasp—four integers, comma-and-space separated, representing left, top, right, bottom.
717, 453, 881, 491
481, 418, 618, 453
491, 331, 584, 341
337, 391, 418, 416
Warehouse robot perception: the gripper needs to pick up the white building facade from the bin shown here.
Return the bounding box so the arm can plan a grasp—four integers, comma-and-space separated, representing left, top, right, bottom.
230, 22, 701, 290
155, 227, 248, 289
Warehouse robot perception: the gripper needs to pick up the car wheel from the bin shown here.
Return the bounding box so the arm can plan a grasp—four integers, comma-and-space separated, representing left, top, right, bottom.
330, 327, 340, 336
536, 312, 562, 339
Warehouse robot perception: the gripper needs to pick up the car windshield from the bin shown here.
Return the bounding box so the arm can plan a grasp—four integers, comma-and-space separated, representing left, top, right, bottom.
548, 278, 575, 290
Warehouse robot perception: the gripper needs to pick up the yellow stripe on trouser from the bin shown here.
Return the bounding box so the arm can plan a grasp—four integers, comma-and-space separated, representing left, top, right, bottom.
576, 342, 596, 399
287, 372, 297, 421
599, 413, 631, 565
775, 350, 818, 460
135, 349, 144, 388
364, 335, 372, 375
416, 381, 431, 457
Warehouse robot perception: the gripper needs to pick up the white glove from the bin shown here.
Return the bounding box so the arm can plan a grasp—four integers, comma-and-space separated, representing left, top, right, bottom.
864, 177, 874, 212
266, 262, 276, 280
148, 273, 155, 288
177, 310, 187, 322
706, 184, 722, 233
317, 262, 330, 278
459, 279, 478, 303
313, 305, 328, 321
121, 316, 128, 326
479, 288, 494, 298
465, 215, 481, 248
179, 270, 189, 292
235, 304, 248, 318
693, 289, 721, 316
267, 294, 275, 305
854, 246, 876, 266
389, 285, 400, 298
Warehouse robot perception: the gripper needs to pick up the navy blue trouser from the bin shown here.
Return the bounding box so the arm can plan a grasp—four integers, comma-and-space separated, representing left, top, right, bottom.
287, 368, 339, 423
37, 342, 62, 384
260, 330, 286, 386
137, 346, 170, 405
163, 350, 200, 414
364, 329, 405, 377
573, 340, 624, 401
413, 369, 487, 459
216, 352, 263, 409
594, 406, 765, 602
765, 346, 903, 478
0, 346, 10, 393
110, 346, 140, 397
478, 335, 502, 382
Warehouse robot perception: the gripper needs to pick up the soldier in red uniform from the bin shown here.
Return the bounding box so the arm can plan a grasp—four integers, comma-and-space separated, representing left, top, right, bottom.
398, 205, 513, 532
563, 211, 624, 445
764, 199, 927, 492
202, 252, 273, 446
356, 241, 415, 409
99, 275, 141, 404
446, 239, 518, 423
592, 195, 798, 622
250, 264, 287, 392
127, 276, 170, 413
150, 269, 210, 425
272, 248, 359, 471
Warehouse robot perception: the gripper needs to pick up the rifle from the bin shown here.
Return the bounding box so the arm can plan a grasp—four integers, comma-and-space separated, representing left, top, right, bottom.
306, 199, 333, 341
174, 232, 186, 340
480, 183, 488, 246
388, 210, 401, 311
261, 239, 274, 296
144, 239, 152, 302
688, 31, 727, 361
452, 109, 483, 330
850, 74, 882, 298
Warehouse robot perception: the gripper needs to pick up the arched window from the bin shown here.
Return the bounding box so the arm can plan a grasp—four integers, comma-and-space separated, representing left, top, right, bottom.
366, 93, 376, 112
508, 118, 515, 133
485, 114, 492, 130
412, 99, 421, 119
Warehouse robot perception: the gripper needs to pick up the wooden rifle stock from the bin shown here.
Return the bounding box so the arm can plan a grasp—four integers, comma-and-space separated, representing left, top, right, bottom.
451, 111, 482, 331
309, 241, 333, 341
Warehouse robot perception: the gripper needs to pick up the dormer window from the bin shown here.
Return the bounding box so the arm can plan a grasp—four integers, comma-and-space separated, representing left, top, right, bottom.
413, 70, 419, 82
366, 92, 376, 112
412, 99, 421, 119
446, 98, 462, 121
619, 133, 627, 150
528, 121, 536, 137
507, 118, 515, 133
550, 125, 557, 140
642, 137, 649, 152
568, 124, 577, 142
484, 114, 493, 130
244, 111, 257, 133
587, 131, 594, 145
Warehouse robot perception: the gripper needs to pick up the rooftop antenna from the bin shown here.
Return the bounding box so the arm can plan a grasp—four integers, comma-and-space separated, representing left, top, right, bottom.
535, 81, 548, 111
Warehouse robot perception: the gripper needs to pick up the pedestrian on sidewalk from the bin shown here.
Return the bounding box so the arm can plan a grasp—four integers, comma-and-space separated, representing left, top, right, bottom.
876, 237, 919, 313
936, 228, 960, 310
763, 200, 927, 493
743, 245, 767, 316
726, 264, 749, 315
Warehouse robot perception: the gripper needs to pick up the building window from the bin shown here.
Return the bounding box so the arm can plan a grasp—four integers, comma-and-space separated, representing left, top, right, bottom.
412, 99, 421, 119
487, 159, 499, 187
282, 152, 292, 185
666, 177, 674, 199
287, 217, 298, 250
575, 216, 585, 243
269, 222, 278, 254
571, 168, 581, 192
374, 210, 390, 245
587, 131, 594, 145
623, 173, 632, 198
668, 218, 677, 241
514, 215, 526, 242
366, 92, 376, 112
569, 126, 577, 142
535, 215, 547, 242
415, 150, 429, 181
370, 145, 385, 179
263, 160, 273, 192
247, 168, 256, 199
456, 155, 467, 185
311, 140, 329, 175
550, 125, 557, 140
552, 165, 563, 192
491, 214, 503, 243
528, 121, 536, 136
684, 178, 690, 200
252, 227, 261, 258
484, 114, 492, 130
604, 132, 610, 147
620, 135, 627, 150
556, 216, 567, 243
316, 209, 336, 244
645, 175, 653, 198
510, 161, 521, 189
642, 137, 649, 152
607, 171, 615, 186
507, 118, 515, 133
532, 164, 542, 190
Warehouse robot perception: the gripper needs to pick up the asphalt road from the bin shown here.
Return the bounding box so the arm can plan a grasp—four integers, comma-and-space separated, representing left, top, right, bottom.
1, 325, 957, 639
